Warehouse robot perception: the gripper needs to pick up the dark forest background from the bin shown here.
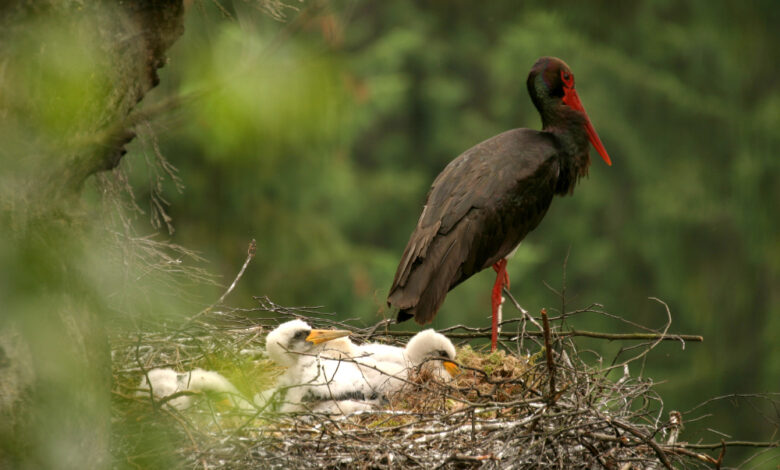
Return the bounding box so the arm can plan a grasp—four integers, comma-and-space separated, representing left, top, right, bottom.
125, 0, 780, 446
129, 0, 778, 439
1, 0, 778, 466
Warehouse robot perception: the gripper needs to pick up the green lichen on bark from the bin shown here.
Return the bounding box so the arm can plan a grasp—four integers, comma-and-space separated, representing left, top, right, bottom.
0, 2, 185, 468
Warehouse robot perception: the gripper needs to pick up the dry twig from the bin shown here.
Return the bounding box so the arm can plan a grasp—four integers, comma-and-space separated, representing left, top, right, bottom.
540, 308, 556, 400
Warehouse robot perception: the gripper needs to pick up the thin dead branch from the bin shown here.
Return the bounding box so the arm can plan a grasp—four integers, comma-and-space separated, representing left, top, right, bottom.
181, 239, 257, 328
360, 328, 703, 343
541, 308, 556, 400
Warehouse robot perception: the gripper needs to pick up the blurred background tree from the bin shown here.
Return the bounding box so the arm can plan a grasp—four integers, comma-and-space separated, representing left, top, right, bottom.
0, 1, 188, 467
1, 0, 777, 467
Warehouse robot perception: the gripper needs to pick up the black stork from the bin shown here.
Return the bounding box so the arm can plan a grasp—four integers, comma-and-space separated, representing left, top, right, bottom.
387, 57, 611, 351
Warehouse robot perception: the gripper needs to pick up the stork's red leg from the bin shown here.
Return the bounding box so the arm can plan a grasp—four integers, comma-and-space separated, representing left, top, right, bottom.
491, 259, 510, 351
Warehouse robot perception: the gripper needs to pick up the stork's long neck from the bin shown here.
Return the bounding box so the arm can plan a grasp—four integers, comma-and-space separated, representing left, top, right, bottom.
543, 107, 592, 195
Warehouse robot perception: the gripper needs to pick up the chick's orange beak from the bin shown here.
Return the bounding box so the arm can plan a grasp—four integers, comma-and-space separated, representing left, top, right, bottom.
443, 361, 460, 377
305, 329, 351, 344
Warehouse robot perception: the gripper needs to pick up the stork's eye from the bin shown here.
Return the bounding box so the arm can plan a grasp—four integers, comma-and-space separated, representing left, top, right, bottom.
560, 70, 573, 87
294, 330, 308, 340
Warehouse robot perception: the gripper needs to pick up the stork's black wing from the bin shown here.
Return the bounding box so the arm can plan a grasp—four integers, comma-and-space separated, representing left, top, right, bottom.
388, 128, 562, 324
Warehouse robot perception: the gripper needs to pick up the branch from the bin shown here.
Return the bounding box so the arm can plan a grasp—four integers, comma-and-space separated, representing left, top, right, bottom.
610, 419, 673, 470
541, 308, 556, 399
372, 329, 703, 342
215, 238, 256, 308
180, 239, 256, 328
679, 440, 779, 450
562, 329, 702, 342
433, 453, 495, 470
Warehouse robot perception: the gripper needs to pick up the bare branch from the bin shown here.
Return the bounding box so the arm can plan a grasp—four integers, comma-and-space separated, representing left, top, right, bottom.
181, 239, 257, 328
541, 309, 556, 400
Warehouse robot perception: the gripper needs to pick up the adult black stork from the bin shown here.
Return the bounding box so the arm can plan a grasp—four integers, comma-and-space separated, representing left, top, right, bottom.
387, 57, 611, 351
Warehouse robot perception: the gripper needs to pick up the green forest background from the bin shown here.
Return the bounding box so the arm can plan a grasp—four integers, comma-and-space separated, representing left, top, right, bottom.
2, 0, 778, 464
127, 0, 777, 445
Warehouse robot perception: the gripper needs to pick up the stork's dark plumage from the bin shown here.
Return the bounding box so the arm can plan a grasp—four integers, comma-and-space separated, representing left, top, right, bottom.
387, 57, 611, 350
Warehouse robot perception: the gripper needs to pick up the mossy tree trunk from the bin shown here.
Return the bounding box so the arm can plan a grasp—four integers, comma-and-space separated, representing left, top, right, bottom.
0, 2, 185, 468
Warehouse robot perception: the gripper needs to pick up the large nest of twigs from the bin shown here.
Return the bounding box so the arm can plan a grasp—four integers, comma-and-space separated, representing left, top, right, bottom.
111, 297, 737, 469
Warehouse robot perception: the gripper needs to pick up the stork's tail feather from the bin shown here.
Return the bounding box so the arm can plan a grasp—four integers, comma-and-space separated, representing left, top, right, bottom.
389, 230, 472, 327
396, 309, 414, 323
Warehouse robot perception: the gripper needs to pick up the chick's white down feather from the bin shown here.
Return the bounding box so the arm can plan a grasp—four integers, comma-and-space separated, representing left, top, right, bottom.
137, 368, 252, 410
402, 329, 458, 380
262, 321, 457, 413
264, 321, 383, 412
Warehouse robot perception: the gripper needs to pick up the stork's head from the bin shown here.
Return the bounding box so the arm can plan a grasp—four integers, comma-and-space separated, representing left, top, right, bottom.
527, 56, 611, 166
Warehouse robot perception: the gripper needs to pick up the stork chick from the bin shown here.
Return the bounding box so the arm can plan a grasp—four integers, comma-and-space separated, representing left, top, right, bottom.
138, 367, 252, 410
263, 320, 380, 413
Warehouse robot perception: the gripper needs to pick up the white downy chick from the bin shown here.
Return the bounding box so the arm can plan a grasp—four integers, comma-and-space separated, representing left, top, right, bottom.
355, 329, 459, 396
263, 320, 380, 413
138, 368, 191, 409
403, 329, 459, 381
262, 322, 458, 413
138, 368, 252, 410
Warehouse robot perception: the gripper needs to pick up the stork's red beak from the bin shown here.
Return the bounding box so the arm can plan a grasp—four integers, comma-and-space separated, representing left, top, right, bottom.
562, 87, 612, 166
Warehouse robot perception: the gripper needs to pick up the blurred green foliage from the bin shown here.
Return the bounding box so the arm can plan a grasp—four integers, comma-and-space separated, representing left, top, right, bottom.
2, 0, 777, 464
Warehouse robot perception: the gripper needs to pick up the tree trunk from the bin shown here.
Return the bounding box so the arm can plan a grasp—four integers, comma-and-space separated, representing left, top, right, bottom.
0, 2, 185, 468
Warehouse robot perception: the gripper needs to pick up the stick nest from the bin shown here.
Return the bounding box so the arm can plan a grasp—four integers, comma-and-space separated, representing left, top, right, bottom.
110, 299, 739, 469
